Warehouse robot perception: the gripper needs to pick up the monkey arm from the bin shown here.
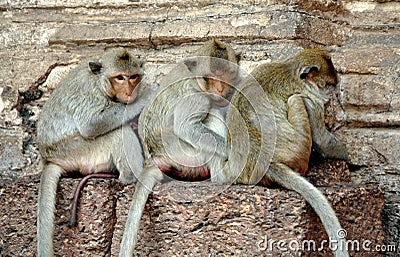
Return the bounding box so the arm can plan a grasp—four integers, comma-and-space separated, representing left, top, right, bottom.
302, 96, 349, 160
173, 95, 227, 159
74, 86, 156, 139
126, 83, 158, 118
73, 102, 135, 139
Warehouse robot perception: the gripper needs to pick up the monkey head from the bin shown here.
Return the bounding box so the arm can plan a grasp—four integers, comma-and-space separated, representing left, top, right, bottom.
88, 48, 145, 104
294, 49, 339, 102
184, 39, 242, 106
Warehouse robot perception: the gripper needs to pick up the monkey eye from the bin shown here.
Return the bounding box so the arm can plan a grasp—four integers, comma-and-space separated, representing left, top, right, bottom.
115, 75, 126, 81
129, 74, 140, 80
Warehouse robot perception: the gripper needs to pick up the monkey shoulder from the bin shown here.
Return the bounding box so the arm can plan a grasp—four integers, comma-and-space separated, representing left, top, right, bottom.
37, 65, 108, 146
162, 77, 209, 106
252, 62, 302, 94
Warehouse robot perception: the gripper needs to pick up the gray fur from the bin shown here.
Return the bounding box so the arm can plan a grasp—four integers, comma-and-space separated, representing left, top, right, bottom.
36, 48, 153, 256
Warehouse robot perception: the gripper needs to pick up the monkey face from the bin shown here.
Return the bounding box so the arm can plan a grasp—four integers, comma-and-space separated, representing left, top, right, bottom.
109, 71, 142, 104
296, 49, 339, 102
314, 64, 338, 91
204, 69, 237, 106
303, 74, 334, 104
302, 60, 338, 104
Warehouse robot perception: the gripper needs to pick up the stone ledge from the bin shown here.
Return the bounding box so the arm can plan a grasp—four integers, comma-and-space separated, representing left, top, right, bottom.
114, 182, 384, 257
0, 161, 385, 256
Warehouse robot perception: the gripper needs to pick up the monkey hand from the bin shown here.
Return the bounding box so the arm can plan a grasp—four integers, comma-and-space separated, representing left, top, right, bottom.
198, 132, 228, 159
302, 96, 349, 161
140, 82, 158, 101
141, 83, 158, 104
125, 83, 158, 118
118, 170, 137, 185
302, 95, 325, 135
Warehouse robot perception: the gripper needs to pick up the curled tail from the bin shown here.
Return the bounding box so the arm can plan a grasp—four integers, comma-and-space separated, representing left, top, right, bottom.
37, 163, 63, 257
119, 166, 163, 257
70, 173, 119, 227
269, 163, 349, 257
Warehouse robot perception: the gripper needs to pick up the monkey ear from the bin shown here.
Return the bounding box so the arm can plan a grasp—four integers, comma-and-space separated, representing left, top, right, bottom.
183, 58, 198, 72
88, 61, 103, 75
210, 38, 220, 48
300, 65, 318, 79
235, 51, 242, 63
138, 58, 145, 68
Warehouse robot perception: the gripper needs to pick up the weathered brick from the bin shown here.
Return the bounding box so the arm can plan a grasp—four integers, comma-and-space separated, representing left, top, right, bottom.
0, 128, 26, 176
338, 128, 400, 166
49, 24, 153, 47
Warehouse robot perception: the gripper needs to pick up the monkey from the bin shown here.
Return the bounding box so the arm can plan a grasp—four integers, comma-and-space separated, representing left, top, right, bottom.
36, 48, 156, 257
118, 39, 241, 256
216, 49, 349, 257
140, 39, 241, 182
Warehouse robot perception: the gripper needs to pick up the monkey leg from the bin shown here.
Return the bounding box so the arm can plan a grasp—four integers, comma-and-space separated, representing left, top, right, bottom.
109, 124, 144, 185
219, 96, 251, 184
287, 94, 312, 145
223, 86, 275, 185
150, 129, 212, 181
37, 163, 64, 257
302, 96, 349, 160
119, 165, 163, 257
268, 163, 349, 257
50, 124, 143, 184
208, 154, 227, 183
282, 94, 313, 173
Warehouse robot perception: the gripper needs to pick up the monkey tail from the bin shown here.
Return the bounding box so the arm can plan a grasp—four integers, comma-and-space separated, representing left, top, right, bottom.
269, 163, 349, 257
69, 173, 119, 227
119, 166, 163, 257
37, 163, 64, 257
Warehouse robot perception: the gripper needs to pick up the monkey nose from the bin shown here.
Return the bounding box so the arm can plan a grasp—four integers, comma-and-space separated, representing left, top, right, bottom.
126, 84, 134, 95
215, 82, 224, 92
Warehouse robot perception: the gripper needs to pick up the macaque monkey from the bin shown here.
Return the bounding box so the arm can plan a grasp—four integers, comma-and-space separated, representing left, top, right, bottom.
219, 49, 349, 257
118, 39, 241, 256
36, 48, 155, 257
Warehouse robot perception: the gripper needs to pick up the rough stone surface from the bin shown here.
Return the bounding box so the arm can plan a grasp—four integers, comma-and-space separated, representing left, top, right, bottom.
337, 128, 400, 167
0, 163, 386, 257
0, 128, 25, 179
115, 182, 384, 257
0, 0, 399, 256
